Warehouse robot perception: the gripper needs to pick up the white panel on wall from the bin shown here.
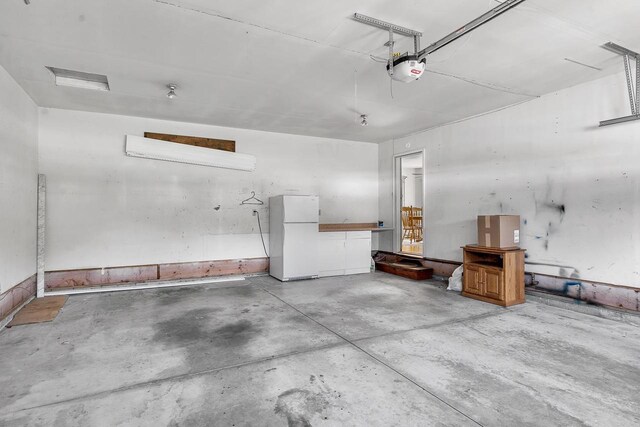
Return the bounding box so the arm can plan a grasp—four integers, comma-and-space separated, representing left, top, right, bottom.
38, 108, 378, 271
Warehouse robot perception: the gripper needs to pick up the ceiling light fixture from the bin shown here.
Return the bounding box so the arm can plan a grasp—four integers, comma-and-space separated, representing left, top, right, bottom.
24, 0, 30, 4
45, 66, 110, 91
166, 84, 177, 99
360, 114, 368, 126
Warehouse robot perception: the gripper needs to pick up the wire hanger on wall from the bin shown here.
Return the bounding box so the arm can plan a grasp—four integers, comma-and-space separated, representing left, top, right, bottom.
240, 191, 264, 205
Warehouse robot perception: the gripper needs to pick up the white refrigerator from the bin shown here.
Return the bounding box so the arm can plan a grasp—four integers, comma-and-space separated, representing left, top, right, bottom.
269, 195, 319, 281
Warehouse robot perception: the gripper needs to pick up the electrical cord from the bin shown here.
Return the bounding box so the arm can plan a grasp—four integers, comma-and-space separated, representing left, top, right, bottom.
255, 210, 269, 257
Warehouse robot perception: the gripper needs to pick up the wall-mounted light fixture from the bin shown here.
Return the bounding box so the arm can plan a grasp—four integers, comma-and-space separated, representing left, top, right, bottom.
360, 114, 368, 126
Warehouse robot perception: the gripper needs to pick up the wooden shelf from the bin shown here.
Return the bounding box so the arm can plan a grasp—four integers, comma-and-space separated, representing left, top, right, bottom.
467, 261, 502, 269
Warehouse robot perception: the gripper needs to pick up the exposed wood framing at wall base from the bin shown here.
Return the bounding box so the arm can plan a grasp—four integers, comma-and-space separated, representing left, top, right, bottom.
526, 291, 640, 324
528, 274, 640, 312
0, 274, 36, 324
45, 276, 246, 296
44, 257, 269, 290
159, 258, 269, 280
373, 251, 640, 312
45, 265, 159, 290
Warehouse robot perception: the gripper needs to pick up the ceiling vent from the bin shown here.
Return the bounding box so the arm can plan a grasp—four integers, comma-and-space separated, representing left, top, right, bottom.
45, 66, 110, 91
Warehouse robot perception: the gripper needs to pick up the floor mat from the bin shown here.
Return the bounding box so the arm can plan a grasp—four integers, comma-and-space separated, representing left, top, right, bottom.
7, 296, 68, 327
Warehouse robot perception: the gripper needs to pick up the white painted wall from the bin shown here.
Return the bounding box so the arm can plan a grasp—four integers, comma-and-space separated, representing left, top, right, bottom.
379, 71, 640, 288
402, 167, 423, 208
38, 109, 378, 271
0, 65, 38, 293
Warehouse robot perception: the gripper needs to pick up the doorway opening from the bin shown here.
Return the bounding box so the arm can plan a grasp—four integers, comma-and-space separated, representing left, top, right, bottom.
396, 152, 424, 256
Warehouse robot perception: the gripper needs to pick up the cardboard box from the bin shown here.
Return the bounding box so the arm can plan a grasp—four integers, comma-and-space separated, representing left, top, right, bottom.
477, 215, 520, 248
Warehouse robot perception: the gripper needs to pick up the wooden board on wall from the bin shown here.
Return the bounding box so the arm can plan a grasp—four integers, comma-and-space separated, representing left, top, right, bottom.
144, 132, 236, 152
45, 265, 159, 290
158, 258, 269, 280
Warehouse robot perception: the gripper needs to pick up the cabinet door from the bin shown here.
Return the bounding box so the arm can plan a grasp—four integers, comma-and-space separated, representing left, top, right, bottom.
345, 232, 371, 275
318, 232, 346, 277
282, 223, 319, 279
464, 264, 484, 295
484, 268, 504, 300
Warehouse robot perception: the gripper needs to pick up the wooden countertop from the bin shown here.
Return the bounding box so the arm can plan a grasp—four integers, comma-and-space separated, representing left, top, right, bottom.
319, 223, 380, 232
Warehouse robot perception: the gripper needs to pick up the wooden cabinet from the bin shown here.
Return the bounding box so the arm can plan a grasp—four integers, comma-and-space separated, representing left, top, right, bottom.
462, 245, 525, 307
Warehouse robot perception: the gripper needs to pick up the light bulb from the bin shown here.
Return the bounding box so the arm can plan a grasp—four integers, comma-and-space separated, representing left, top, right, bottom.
166, 84, 177, 99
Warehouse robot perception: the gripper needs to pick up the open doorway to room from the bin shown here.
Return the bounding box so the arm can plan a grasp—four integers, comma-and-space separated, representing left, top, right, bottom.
395, 152, 424, 256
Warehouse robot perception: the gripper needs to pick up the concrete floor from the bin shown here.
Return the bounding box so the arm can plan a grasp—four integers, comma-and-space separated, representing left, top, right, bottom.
1, 273, 639, 426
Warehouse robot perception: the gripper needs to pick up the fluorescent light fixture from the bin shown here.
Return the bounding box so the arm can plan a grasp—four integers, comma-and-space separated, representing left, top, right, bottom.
125, 135, 256, 171
45, 66, 110, 91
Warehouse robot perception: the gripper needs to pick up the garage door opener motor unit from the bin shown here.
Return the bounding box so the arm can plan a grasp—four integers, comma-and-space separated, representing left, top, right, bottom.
387, 55, 426, 82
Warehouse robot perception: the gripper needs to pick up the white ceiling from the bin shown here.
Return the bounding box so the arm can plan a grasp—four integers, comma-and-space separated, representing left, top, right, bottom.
1, 0, 639, 143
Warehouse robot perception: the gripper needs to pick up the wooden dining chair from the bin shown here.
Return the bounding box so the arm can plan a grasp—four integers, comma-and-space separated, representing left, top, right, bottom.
412, 216, 423, 242
401, 207, 414, 242
411, 207, 423, 242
